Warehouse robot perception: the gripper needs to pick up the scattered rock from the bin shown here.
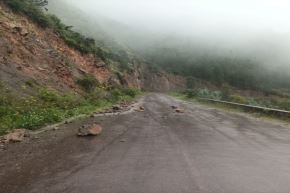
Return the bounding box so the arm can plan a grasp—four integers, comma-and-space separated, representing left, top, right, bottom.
134, 106, 145, 112
171, 105, 178, 109
53, 126, 59, 131
2, 129, 27, 143
2, 22, 16, 29
95, 61, 106, 68
13, 26, 29, 36
113, 105, 121, 111
78, 124, 103, 137
32, 136, 40, 140
16, 66, 23, 71
175, 108, 185, 113
24, 132, 31, 138
0, 144, 6, 150
20, 28, 29, 36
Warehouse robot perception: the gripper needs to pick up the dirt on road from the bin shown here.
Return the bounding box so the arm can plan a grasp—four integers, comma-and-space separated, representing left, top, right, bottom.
1, 94, 290, 193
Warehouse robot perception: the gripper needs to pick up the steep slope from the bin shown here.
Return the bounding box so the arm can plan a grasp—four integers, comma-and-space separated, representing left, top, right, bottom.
0, 3, 112, 93
46, 0, 187, 92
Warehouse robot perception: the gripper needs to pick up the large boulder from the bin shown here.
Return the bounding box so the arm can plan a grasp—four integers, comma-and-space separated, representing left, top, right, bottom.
78, 124, 103, 137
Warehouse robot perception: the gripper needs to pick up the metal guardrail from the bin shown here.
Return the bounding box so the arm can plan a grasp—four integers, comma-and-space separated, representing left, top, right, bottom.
198, 98, 290, 117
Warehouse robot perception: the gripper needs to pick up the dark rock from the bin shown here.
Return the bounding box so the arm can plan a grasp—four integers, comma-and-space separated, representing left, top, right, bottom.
113, 105, 121, 111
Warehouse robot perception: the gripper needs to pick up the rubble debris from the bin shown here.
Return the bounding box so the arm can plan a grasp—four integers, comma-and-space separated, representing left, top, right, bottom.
2, 129, 28, 143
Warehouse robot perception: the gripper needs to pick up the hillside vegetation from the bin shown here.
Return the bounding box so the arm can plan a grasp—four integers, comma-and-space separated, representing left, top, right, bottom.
0, 0, 142, 135
138, 42, 290, 92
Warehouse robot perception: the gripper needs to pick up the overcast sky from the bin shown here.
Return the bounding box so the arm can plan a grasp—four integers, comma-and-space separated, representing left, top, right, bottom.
65, 0, 290, 35
59, 0, 290, 68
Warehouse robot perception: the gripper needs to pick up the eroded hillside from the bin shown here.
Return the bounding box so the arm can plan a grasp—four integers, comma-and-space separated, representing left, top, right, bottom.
0, 3, 126, 93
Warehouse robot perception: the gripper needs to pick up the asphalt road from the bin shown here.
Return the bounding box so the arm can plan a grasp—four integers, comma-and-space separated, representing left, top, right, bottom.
2, 94, 290, 193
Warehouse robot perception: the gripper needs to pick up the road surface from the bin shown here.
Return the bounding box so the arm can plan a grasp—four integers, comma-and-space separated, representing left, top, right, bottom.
1, 94, 290, 193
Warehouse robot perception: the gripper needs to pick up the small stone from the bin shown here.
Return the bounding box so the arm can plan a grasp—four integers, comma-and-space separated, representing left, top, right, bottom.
171, 105, 178, 109
175, 108, 185, 113
53, 126, 59, 131
16, 66, 23, 71
20, 28, 29, 36
135, 106, 145, 112
33, 136, 40, 140
113, 105, 121, 111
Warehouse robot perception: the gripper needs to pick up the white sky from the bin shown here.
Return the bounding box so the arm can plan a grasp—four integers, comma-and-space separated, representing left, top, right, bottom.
66, 0, 290, 35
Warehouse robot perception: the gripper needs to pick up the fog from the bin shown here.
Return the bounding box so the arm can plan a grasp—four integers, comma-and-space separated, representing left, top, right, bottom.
50, 0, 290, 69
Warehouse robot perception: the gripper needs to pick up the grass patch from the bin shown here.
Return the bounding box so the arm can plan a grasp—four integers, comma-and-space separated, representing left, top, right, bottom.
0, 86, 141, 135
182, 88, 290, 111
172, 92, 290, 123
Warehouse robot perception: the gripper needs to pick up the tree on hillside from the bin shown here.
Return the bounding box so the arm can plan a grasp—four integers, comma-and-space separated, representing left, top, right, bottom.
29, 0, 48, 7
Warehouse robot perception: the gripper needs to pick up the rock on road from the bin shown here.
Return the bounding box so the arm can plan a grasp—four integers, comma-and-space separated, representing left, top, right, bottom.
1, 94, 290, 193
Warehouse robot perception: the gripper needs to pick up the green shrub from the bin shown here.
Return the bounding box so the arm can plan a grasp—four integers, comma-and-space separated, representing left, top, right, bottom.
196, 88, 222, 100
4, 0, 51, 28
76, 75, 99, 92
121, 88, 140, 98
276, 100, 290, 111
4, 0, 24, 12
106, 87, 141, 103
38, 89, 59, 102
184, 89, 197, 98
229, 95, 248, 104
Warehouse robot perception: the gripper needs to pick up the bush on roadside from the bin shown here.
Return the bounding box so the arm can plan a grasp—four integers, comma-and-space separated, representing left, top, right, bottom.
184, 89, 197, 98
121, 88, 141, 98
229, 95, 248, 104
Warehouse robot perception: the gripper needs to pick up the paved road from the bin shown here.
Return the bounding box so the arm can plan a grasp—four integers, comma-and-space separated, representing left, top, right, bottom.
2, 94, 290, 193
